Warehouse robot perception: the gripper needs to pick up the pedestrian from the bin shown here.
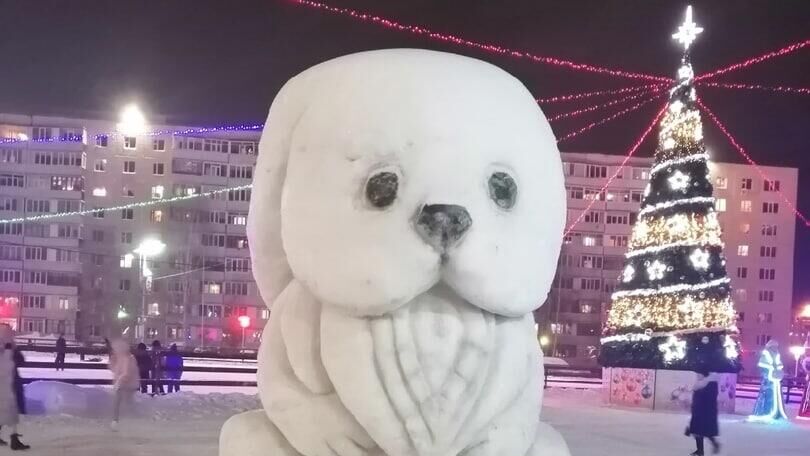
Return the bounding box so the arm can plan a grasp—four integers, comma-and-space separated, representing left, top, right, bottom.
164, 344, 184, 393
134, 343, 151, 394
685, 368, 720, 456
150, 340, 165, 396
108, 339, 139, 430
0, 325, 29, 450
54, 334, 66, 371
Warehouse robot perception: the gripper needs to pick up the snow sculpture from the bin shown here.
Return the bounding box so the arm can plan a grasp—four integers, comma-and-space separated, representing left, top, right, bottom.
220, 49, 570, 456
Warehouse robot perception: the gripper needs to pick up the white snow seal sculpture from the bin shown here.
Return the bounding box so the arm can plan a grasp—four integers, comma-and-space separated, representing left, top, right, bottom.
220, 49, 569, 456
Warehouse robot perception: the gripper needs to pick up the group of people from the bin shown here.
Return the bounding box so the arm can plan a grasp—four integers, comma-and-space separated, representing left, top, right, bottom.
132, 341, 184, 395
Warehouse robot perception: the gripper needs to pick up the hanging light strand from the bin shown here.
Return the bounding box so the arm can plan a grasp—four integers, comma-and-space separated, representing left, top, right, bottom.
563, 103, 668, 236
697, 98, 810, 226
0, 184, 253, 224
556, 92, 665, 143
290, 0, 672, 83
697, 81, 810, 96
536, 84, 666, 104
548, 87, 664, 122
695, 38, 810, 81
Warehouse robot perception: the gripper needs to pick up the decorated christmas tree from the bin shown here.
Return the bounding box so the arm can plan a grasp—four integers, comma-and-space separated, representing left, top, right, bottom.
599, 6, 741, 373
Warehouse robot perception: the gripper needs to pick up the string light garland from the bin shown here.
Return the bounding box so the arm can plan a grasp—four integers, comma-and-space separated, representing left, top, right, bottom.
290, 0, 672, 83
557, 92, 665, 144
695, 38, 810, 81
698, 81, 810, 96
536, 84, 666, 104
697, 98, 810, 227
563, 102, 668, 236
611, 277, 731, 300
650, 153, 709, 175
548, 88, 663, 122
0, 184, 253, 224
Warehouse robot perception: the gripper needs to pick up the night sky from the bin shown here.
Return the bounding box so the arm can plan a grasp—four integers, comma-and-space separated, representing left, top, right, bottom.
1, 0, 809, 302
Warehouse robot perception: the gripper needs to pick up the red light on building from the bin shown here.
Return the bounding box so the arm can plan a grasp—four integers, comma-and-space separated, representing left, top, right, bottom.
238, 315, 251, 329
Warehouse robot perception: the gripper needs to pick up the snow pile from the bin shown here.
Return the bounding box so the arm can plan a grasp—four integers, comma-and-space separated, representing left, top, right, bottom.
24, 381, 260, 420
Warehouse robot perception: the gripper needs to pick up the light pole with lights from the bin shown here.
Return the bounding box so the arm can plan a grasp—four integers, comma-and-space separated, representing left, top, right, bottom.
133, 239, 166, 341
238, 316, 251, 350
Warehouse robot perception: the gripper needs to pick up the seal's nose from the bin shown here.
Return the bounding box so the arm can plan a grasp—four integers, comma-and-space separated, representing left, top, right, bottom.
415, 204, 472, 252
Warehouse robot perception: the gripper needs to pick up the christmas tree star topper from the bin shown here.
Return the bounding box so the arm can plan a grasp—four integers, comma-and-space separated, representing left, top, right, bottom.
672, 6, 703, 50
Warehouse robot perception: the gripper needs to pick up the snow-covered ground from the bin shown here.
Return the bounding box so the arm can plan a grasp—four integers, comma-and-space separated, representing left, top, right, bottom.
14, 383, 809, 456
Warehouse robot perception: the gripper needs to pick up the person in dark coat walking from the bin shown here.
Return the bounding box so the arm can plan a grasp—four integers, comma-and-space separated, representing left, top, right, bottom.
54, 335, 66, 371
686, 369, 720, 456
150, 340, 165, 396
134, 343, 152, 394
163, 344, 184, 393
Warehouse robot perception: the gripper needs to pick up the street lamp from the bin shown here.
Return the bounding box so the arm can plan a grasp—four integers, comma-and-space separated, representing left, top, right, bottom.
539, 335, 550, 347
790, 345, 805, 378
133, 238, 166, 340
238, 316, 251, 349
117, 104, 147, 136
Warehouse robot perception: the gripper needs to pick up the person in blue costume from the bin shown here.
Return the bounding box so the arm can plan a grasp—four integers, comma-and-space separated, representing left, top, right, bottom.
749, 340, 788, 422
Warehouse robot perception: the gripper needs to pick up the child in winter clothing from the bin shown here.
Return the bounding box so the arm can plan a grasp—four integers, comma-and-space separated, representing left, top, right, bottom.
109, 339, 140, 429
686, 369, 720, 456
163, 344, 184, 393
0, 324, 28, 450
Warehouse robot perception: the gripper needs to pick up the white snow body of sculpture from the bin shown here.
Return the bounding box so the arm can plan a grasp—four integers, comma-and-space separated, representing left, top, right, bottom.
220, 49, 569, 456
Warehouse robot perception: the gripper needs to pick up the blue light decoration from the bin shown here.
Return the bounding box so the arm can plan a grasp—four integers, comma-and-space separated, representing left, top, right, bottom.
748, 346, 789, 423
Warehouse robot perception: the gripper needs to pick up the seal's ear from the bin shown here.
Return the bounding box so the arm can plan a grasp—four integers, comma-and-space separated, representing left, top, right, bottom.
247, 74, 310, 307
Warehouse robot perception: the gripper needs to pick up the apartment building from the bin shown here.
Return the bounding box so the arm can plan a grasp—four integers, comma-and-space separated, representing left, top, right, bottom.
538, 152, 798, 371
0, 112, 264, 348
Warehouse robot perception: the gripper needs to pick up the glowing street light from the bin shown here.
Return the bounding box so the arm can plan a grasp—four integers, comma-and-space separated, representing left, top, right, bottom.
539, 335, 550, 347
117, 308, 129, 319
790, 345, 806, 377
238, 316, 251, 349
117, 104, 147, 136
133, 238, 166, 340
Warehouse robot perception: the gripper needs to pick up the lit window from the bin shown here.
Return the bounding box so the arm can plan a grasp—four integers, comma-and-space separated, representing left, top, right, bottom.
714, 177, 727, 189
122, 186, 134, 197
149, 302, 160, 316
737, 245, 749, 256
94, 159, 107, 172
150, 209, 163, 223
120, 254, 134, 268
740, 223, 750, 233
92, 187, 107, 197
583, 236, 597, 247
151, 185, 164, 199
261, 309, 270, 320
124, 136, 136, 149
58, 297, 70, 310
740, 200, 752, 212
715, 198, 726, 211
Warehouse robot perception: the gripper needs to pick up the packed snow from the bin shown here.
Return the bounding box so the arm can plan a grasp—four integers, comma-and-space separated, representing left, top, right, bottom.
14, 383, 809, 455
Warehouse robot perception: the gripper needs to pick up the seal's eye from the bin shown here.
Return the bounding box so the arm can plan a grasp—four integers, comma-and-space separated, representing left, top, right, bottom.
365, 172, 399, 208
488, 172, 517, 210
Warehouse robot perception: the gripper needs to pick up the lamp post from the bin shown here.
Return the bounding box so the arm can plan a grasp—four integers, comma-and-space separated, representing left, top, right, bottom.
238, 316, 250, 350
117, 104, 147, 136
133, 239, 166, 341
790, 345, 805, 378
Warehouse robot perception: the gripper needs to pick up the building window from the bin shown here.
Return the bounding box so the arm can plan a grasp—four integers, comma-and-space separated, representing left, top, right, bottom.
228, 213, 248, 226
201, 233, 225, 247
740, 200, 752, 212
92, 207, 105, 218
22, 295, 45, 309
583, 211, 602, 224
714, 177, 727, 189
735, 289, 747, 302
124, 136, 136, 149
120, 254, 133, 268
737, 245, 748, 256
224, 282, 249, 296
122, 186, 134, 197
121, 232, 133, 244
95, 135, 108, 147
0, 148, 22, 163
756, 335, 772, 346
92, 187, 107, 197
226, 235, 249, 249
0, 223, 22, 236
119, 279, 131, 291
761, 224, 778, 236
764, 180, 780, 192
741, 178, 752, 190
762, 202, 779, 214
758, 268, 776, 280
585, 165, 607, 179
94, 159, 107, 172
632, 168, 649, 180
150, 209, 163, 223
123, 161, 135, 174
92, 230, 105, 242
225, 258, 251, 272
58, 297, 70, 310
760, 246, 777, 258
92, 254, 103, 266
229, 165, 253, 180
261, 309, 270, 320
149, 302, 160, 316
153, 163, 165, 175
606, 213, 629, 225
568, 187, 584, 200
228, 189, 251, 202
758, 290, 775, 302
0, 197, 18, 211
121, 208, 134, 220
740, 223, 750, 234
715, 198, 726, 212
153, 139, 165, 151
607, 235, 628, 247
203, 162, 226, 177
209, 211, 226, 224
202, 281, 222, 295
736, 267, 747, 279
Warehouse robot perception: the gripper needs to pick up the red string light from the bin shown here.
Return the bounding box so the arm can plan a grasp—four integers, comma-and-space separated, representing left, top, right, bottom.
556, 92, 664, 143
563, 103, 668, 236
697, 81, 810, 96
696, 39, 810, 81
536, 84, 666, 104
697, 98, 810, 227
548, 87, 664, 122
291, 0, 672, 83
